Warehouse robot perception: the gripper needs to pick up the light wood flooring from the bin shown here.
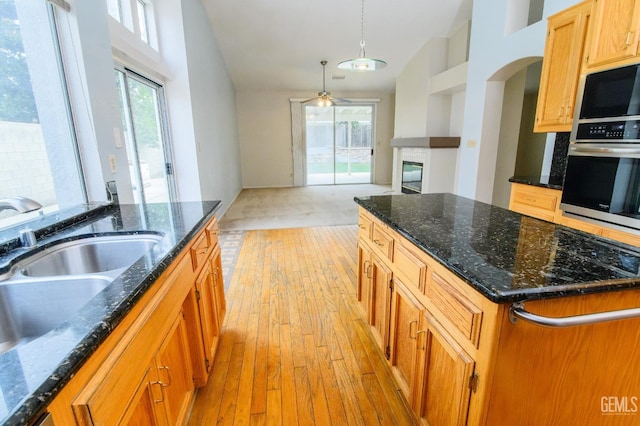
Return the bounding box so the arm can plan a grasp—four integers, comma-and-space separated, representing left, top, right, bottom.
187, 225, 415, 425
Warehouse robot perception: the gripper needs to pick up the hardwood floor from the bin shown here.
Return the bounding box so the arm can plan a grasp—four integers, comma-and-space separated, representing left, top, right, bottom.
187, 226, 416, 425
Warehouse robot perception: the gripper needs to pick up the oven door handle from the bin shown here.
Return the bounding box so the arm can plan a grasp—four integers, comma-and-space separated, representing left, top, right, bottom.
570, 145, 640, 155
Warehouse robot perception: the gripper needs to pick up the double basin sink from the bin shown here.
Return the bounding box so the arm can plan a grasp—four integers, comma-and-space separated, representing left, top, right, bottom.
0, 233, 163, 354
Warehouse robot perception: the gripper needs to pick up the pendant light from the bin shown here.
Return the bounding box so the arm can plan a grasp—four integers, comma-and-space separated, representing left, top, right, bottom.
338, 0, 387, 71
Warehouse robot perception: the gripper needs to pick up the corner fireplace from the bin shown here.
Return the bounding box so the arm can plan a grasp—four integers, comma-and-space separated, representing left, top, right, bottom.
401, 161, 423, 194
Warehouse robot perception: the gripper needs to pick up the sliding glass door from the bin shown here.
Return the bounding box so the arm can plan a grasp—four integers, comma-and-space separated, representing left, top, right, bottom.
115, 68, 176, 204
305, 105, 374, 185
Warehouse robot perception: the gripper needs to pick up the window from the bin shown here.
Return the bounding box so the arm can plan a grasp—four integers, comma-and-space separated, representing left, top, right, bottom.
0, 0, 85, 229
107, 0, 156, 48
136, 0, 148, 44
106, 0, 122, 22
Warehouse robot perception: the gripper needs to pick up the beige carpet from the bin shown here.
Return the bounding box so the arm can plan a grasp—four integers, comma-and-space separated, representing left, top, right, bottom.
218, 184, 394, 231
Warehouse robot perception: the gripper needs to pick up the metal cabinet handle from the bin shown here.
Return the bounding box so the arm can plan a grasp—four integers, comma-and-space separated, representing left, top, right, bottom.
509, 302, 640, 327
373, 239, 383, 247
150, 380, 165, 403
363, 260, 372, 279
416, 330, 427, 350
158, 365, 172, 387
196, 247, 209, 255
409, 320, 418, 339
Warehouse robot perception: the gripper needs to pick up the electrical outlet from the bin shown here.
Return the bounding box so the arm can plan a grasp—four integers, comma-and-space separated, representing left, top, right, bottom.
108, 154, 117, 173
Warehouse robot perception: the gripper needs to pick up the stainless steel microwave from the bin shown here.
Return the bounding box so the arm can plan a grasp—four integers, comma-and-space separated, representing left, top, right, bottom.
560, 63, 640, 232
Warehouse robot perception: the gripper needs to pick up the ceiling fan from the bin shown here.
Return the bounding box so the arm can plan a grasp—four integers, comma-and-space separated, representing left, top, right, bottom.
302, 60, 350, 107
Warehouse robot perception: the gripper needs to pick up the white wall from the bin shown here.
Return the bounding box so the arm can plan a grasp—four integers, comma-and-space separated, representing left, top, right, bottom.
456, 0, 580, 202
236, 90, 395, 188
394, 38, 448, 138
181, 0, 242, 207
492, 69, 526, 209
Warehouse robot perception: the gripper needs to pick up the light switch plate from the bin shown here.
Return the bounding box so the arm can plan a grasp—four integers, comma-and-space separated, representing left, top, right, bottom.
113, 128, 123, 148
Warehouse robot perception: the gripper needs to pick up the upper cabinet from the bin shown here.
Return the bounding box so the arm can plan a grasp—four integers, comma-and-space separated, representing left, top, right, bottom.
534, 1, 591, 133
585, 0, 640, 70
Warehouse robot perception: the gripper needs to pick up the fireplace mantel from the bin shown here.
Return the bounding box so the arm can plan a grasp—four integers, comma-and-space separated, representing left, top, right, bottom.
390, 137, 460, 148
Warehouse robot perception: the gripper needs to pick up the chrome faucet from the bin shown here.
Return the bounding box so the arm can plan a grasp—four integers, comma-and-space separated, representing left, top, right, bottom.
0, 197, 42, 213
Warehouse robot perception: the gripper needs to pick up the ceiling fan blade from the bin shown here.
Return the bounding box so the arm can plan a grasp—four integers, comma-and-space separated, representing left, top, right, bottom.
301, 97, 318, 104
332, 97, 351, 104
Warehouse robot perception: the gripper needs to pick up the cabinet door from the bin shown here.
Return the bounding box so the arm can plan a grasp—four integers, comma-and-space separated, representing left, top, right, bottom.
415, 312, 475, 426
388, 278, 425, 404
357, 242, 373, 318
195, 261, 220, 375
586, 0, 640, 69
210, 245, 226, 329
125, 365, 167, 426
155, 312, 194, 426
369, 255, 392, 353
534, 1, 591, 132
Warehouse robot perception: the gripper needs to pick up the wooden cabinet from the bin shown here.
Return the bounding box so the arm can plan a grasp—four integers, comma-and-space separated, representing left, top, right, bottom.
152, 312, 194, 425
358, 207, 640, 425
387, 278, 425, 403
356, 209, 493, 425
534, 1, 592, 133
414, 312, 475, 426
126, 312, 194, 426
508, 183, 561, 222
47, 216, 225, 425
585, 0, 640, 70
509, 182, 640, 246
369, 254, 392, 352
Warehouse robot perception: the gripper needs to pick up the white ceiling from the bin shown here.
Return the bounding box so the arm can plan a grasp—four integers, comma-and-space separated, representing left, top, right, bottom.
201, 0, 473, 93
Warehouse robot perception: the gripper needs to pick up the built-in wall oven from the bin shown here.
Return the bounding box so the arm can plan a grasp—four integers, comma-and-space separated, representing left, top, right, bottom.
560, 63, 640, 232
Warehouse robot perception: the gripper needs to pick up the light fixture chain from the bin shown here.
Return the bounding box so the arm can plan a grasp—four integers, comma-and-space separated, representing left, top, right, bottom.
360, 0, 366, 57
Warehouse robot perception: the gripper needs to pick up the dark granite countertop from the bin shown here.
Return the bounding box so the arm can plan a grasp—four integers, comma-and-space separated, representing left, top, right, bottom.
355, 193, 640, 303
509, 175, 564, 190
0, 200, 221, 425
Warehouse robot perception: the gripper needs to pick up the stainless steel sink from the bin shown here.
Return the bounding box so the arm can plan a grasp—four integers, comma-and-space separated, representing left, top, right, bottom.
16, 234, 162, 277
0, 276, 111, 354
0, 233, 164, 354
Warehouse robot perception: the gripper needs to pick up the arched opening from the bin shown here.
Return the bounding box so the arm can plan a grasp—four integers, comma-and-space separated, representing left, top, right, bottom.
475, 57, 557, 208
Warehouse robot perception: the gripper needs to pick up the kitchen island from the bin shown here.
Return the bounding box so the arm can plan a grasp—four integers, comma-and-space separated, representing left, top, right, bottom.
355, 193, 640, 425
0, 201, 222, 425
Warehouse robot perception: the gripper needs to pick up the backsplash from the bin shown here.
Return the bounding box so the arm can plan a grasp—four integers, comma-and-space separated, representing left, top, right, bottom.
549, 132, 570, 182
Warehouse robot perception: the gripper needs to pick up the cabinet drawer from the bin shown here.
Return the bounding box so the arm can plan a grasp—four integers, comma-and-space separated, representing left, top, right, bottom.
358, 213, 373, 240
511, 187, 558, 211
426, 271, 482, 347
393, 243, 427, 293
206, 218, 220, 248
371, 224, 394, 261
190, 232, 211, 272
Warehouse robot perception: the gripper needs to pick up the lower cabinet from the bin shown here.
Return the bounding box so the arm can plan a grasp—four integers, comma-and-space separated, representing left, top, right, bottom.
388, 278, 424, 403
126, 312, 194, 426
47, 216, 226, 425
357, 209, 491, 426
414, 312, 475, 426
184, 243, 227, 386
369, 254, 392, 352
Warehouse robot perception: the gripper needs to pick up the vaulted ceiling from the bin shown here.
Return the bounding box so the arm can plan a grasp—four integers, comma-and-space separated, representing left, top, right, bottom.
202, 0, 473, 93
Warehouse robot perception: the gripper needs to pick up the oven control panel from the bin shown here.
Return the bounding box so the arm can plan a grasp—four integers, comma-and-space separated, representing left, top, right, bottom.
576, 120, 640, 141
